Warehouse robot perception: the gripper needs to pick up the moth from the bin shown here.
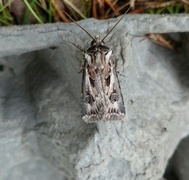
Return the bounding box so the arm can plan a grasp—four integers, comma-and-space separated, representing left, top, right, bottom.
81, 34, 125, 123
64, 10, 128, 123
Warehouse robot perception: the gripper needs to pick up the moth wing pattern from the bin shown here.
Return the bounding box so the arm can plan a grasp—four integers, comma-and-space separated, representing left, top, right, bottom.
81, 37, 125, 123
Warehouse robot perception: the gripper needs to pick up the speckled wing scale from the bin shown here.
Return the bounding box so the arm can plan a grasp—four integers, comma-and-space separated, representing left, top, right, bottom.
81, 36, 125, 123
63, 9, 129, 123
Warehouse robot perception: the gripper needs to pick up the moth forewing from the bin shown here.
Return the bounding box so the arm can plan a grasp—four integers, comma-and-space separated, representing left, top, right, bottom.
81, 36, 125, 123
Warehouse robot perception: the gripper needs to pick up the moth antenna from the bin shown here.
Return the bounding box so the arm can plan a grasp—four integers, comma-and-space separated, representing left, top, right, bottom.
101, 7, 131, 42
63, 11, 96, 41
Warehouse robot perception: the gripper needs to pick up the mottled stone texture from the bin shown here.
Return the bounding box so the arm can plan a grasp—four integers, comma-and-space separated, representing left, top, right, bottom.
0, 15, 189, 180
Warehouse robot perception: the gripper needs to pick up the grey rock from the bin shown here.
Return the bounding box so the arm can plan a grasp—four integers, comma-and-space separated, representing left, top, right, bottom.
0, 15, 189, 180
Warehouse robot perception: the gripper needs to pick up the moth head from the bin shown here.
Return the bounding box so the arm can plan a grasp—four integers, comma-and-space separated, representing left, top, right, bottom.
90, 35, 105, 46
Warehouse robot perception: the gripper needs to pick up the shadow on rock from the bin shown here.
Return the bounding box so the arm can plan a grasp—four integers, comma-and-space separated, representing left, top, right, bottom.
22, 47, 97, 178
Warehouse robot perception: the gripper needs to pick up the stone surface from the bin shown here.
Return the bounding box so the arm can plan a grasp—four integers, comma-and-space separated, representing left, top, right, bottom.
0, 15, 189, 180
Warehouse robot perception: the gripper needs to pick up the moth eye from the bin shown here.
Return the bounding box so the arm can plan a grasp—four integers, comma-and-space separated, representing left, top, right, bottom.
110, 93, 119, 102
85, 95, 94, 104
90, 40, 96, 46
